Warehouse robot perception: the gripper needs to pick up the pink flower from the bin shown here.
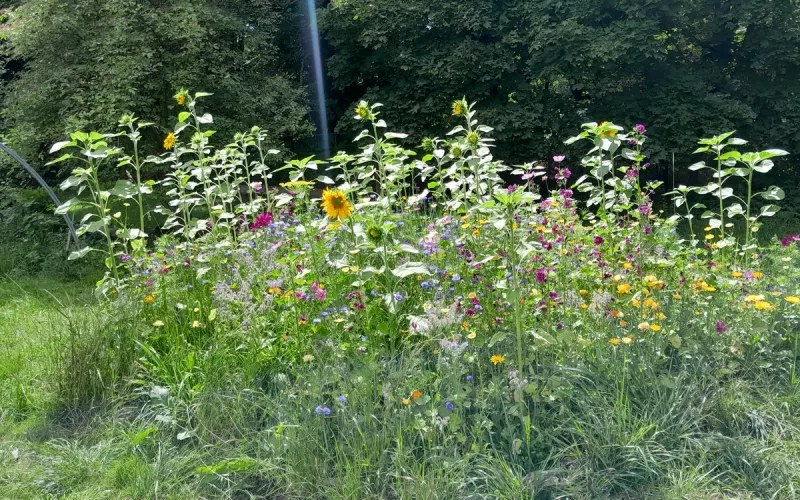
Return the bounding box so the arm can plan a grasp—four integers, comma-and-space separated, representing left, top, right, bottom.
553, 155, 565, 163
635, 124, 646, 134
250, 212, 274, 231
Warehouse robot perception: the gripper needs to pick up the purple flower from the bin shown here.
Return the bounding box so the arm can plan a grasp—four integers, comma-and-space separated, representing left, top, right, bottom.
338, 395, 347, 403
315, 406, 331, 415
780, 235, 800, 247
535, 268, 547, 283
555, 167, 571, 181
556, 322, 564, 330
593, 236, 604, 246
445, 401, 455, 411
715, 321, 727, 333
635, 124, 646, 134
466, 375, 473, 381
625, 168, 638, 181
638, 205, 651, 217
119, 254, 131, 263
553, 155, 565, 163
507, 184, 518, 193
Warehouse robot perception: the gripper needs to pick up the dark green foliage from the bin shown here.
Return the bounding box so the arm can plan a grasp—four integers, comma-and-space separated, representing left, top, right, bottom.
321, 0, 800, 172
0, 0, 313, 183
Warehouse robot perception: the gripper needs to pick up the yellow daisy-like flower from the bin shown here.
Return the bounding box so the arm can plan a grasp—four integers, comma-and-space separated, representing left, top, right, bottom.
754, 301, 774, 311
621, 336, 634, 345
752, 272, 764, 279
786, 296, 800, 305
609, 338, 620, 345
163, 132, 176, 150
321, 189, 352, 220
467, 332, 477, 339
402, 398, 410, 406
650, 324, 661, 332
281, 180, 314, 191
490, 354, 505, 365
144, 295, 155, 304
617, 284, 632, 294
732, 271, 743, 278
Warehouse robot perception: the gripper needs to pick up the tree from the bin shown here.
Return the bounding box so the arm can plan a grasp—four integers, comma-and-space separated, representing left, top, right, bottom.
1, 0, 313, 182
321, 0, 800, 173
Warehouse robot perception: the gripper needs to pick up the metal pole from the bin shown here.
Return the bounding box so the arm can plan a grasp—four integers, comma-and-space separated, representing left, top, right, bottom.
0, 142, 80, 244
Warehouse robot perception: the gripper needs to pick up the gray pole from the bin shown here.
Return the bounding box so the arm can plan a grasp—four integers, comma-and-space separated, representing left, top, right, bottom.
0, 142, 80, 244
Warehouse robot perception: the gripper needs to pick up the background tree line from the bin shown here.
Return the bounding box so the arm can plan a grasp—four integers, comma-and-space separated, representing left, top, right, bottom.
0, 0, 799, 189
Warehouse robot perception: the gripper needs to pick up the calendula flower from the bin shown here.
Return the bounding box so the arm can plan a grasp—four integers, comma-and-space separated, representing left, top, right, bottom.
621, 336, 634, 345
754, 301, 774, 311
732, 271, 743, 278
303, 354, 315, 362
321, 189, 352, 220
490, 354, 505, 365
617, 284, 632, 294
786, 296, 800, 304
144, 295, 155, 304
650, 324, 661, 332
402, 398, 410, 406
163, 132, 176, 150
638, 321, 650, 331
411, 389, 422, 401
609, 338, 620, 345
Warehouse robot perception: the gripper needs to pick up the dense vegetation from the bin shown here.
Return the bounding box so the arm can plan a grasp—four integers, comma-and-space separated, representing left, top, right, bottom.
2, 0, 800, 498
2, 93, 800, 498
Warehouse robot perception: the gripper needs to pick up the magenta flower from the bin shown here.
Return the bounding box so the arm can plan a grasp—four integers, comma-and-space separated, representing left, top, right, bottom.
638, 205, 651, 217
635, 124, 646, 134
553, 155, 565, 163
780, 235, 800, 247
535, 268, 547, 283
715, 321, 727, 333
593, 236, 604, 246
250, 212, 274, 231
507, 184, 518, 193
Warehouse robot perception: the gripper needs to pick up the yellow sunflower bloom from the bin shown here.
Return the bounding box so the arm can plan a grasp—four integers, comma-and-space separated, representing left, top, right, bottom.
321, 189, 352, 220
163, 132, 176, 150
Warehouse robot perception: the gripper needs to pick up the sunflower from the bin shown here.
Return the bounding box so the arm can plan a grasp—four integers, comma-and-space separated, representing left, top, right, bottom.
163, 132, 176, 150
321, 189, 352, 220
367, 224, 383, 243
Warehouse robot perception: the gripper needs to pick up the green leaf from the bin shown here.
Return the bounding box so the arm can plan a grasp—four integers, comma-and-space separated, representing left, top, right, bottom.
68, 247, 94, 260
49, 141, 74, 154
391, 262, 431, 278
760, 186, 785, 201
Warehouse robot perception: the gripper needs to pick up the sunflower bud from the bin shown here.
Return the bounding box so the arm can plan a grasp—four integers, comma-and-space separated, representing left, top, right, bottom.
467, 132, 479, 147
450, 144, 462, 158
355, 101, 371, 121
367, 225, 384, 244
420, 137, 435, 152
452, 99, 466, 117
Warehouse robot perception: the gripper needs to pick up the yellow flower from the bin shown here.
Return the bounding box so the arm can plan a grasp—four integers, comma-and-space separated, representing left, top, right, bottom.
621, 336, 634, 345
609, 338, 620, 345
752, 272, 764, 279
619, 320, 628, 327
650, 324, 661, 332
467, 332, 477, 339
490, 354, 505, 365
152, 320, 165, 327
754, 301, 774, 311
281, 180, 314, 190
644, 298, 659, 310
163, 132, 176, 150
303, 354, 315, 362
191, 320, 200, 328
623, 262, 633, 269
144, 295, 155, 304
732, 271, 743, 278
617, 284, 632, 294
673, 294, 682, 300
631, 299, 640, 307
745, 294, 765, 303
705, 234, 714, 240
402, 398, 410, 406
785, 296, 800, 305
321, 189, 352, 220
579, 289, 589, 296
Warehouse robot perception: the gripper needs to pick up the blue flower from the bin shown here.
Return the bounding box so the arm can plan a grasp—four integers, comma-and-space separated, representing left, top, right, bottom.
338, 395, 347, 403
445, 401, 454, 411
466, 375, 473, 381
315, 406, 331, 415
394, 293, 404, 301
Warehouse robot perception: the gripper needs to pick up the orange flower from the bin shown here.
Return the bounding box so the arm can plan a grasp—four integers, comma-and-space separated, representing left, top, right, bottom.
411, 390, 422, 401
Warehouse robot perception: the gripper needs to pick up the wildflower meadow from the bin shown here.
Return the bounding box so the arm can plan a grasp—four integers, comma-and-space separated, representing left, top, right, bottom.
2, 92, 800, 499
